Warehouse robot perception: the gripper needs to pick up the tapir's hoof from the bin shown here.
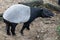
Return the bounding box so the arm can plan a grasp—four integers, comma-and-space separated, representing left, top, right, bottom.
20, 31, 24, 36
12, 33, 16, 36
26, 27, 30, 30
7, 33, 11, 35
27, 28, 30, 30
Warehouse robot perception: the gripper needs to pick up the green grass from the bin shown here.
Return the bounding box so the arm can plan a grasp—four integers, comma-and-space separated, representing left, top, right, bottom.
56, 25, 60, 36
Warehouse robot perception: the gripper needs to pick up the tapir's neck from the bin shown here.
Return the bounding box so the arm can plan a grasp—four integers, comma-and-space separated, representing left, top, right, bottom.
30, 7, 42, 18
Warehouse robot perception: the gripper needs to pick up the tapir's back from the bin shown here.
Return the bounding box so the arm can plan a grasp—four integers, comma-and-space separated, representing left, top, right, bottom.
3, 4, 30, 23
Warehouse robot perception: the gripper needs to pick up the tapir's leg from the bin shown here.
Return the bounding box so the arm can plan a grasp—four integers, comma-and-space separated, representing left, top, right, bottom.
20, 22, 30, 35
3, 19, 11, 35
11, 23, 17, 35
6, 24, 11, 35
24, 22, 30, 30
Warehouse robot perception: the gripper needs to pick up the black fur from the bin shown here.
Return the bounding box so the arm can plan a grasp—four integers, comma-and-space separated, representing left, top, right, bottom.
3, 7, 54, 36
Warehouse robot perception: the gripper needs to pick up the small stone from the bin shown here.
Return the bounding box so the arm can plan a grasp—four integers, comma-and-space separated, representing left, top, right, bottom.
36, 35, 40, 38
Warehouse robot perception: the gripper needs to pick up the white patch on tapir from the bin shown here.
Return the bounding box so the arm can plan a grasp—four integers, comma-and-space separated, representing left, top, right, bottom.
3, 4, 30, 23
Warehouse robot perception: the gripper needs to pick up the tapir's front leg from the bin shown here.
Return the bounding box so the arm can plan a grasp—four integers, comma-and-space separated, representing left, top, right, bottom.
20, 22, 30, 35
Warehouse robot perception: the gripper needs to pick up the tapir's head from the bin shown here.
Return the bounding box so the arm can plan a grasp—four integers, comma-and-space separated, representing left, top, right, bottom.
38, 8, 54, 18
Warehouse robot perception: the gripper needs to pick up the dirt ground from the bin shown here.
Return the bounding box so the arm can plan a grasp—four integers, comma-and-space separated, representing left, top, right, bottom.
0, 11, 60, 40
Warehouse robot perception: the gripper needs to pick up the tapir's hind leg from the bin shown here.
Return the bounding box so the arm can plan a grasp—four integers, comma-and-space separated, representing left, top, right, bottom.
11, 23, 17, 35
6, 24, 11, 35
3, 19, 11, 35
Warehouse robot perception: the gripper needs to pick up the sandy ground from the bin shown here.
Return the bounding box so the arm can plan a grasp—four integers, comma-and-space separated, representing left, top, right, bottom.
0, 11, 60, 40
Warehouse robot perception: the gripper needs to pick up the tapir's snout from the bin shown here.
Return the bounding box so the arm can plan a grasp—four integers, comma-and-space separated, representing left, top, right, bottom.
41, 8, 54, 18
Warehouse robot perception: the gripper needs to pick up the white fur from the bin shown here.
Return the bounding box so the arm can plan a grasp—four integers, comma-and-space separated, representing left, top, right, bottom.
3, 4, 30, 23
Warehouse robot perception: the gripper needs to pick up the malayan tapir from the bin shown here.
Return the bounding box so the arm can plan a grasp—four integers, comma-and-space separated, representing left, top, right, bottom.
3, 4, 54, 36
